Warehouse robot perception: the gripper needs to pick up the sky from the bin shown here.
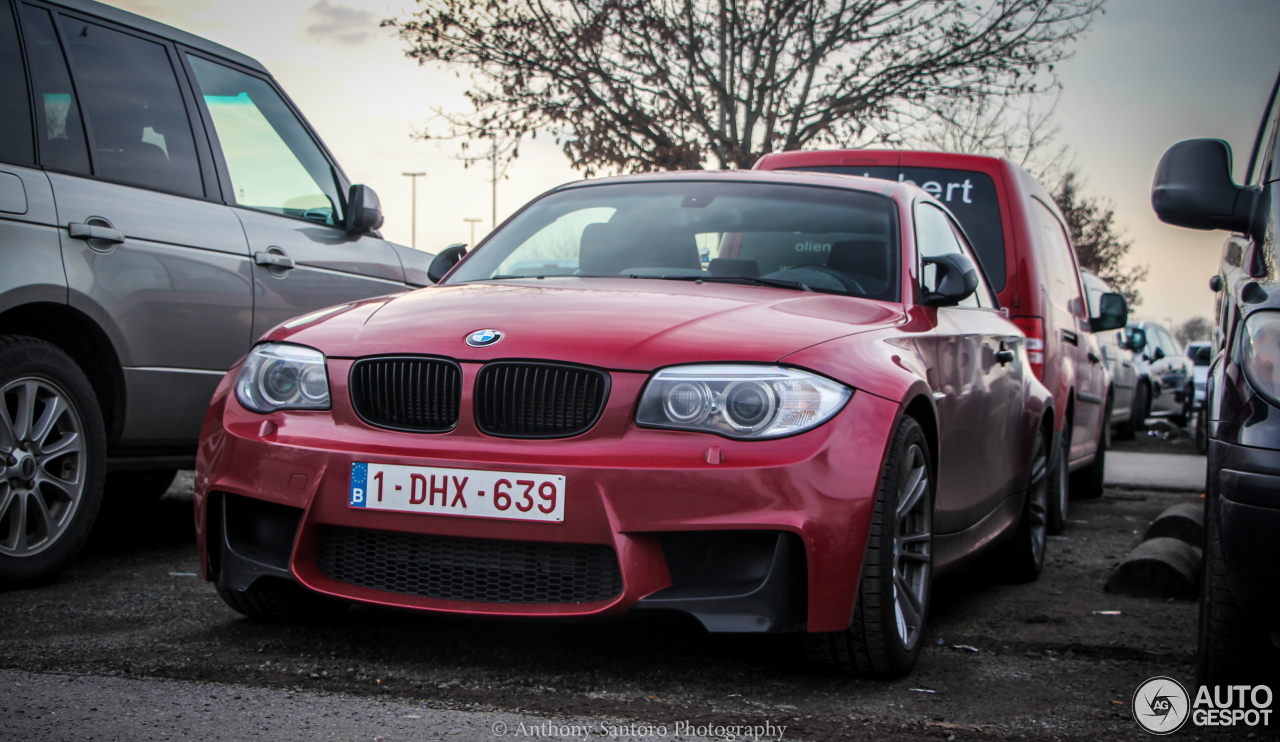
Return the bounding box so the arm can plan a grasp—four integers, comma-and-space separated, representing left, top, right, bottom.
105, 0, 1280, 329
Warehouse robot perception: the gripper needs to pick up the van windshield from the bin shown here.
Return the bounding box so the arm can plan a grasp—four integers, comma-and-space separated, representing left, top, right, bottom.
787, 165, 1005, 292
446, 180, 901, 301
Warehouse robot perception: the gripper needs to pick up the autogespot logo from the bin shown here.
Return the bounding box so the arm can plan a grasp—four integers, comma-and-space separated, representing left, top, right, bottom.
466, 329, 502, 348
1133, 676, 1190, 735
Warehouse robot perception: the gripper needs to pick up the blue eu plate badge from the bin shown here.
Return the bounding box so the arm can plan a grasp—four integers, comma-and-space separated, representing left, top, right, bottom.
349, 462, 368, 507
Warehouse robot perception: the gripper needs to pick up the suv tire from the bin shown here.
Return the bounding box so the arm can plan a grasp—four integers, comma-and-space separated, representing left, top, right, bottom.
989, 424, 1049, 582
0, 336, 107, 585
1045, 432, 1070, 535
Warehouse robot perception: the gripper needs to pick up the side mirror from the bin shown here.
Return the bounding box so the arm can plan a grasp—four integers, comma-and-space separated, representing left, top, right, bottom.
345, 184, 384, 234
1153, 347, 1166, 361
1090, 291, 1129, 332
1151, 139, 1257, 232
427, 243, 467, 284
1126, 327, 1147, 354
921, 253, 979, 307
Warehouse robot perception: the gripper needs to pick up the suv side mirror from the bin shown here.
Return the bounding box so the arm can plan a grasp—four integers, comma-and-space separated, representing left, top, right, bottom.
921, 253, 979, 307
1151, 139, 1258, 232
1125, 327, 1146, 354
427, 243, 467, 284
1090, 291, 1129, 332
345, 184, 384, 234
1153, 346, 1166, 361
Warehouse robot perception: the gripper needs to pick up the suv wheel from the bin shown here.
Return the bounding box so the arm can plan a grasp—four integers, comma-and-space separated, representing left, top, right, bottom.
0, 336, 106, 584
1045, 431, 1070, 535
806, 417, 932, 678
1131, 382, 1150, 432
989, 424, 1048, 582
1070, 398, 1108, 500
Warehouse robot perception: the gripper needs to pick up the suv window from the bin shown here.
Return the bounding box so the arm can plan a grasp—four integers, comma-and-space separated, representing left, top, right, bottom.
58, 15, 203, 198
916, 201, 980, 308
187, 56, 343, 226
0, 2, 33, 165
1030, 198, 1082, 309
20, 4, 90, 174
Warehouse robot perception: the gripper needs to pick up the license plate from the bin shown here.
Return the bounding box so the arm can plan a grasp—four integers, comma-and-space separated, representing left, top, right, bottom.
348, 462, 565, 522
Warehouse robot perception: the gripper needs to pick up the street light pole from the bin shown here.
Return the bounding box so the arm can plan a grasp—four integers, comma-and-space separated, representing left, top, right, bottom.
401, 171, 425, 249
463, 218, 482, 247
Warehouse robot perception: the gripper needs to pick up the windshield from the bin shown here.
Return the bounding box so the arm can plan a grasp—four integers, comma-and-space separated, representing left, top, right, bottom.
445, 180, 901, 301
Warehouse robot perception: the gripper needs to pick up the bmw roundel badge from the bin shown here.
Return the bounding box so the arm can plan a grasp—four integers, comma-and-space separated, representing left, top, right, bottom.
466, 329, 503, 347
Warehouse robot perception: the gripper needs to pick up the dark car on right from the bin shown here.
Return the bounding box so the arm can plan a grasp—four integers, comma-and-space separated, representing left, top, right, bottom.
1152, 70, 1280, 685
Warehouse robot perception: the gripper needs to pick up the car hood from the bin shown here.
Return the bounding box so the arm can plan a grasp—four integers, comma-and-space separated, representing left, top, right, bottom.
270, 278, 905, 371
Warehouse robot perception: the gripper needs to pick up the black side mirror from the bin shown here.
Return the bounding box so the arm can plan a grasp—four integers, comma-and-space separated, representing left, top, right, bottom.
345, 184, 384, 234
1090, 291, 1129, 332
427, 243, 467, 284
1126, 327, 1146, 354
1151, 139, 1258, 232
1153, 347, 1166, 361
921, 253, 979, 307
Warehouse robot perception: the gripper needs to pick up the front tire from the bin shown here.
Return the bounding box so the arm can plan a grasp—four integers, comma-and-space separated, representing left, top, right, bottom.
806, 417, 932, 678
0, 336, 107, 585
1131, 382, 1150, 432
216, 578, 349, 623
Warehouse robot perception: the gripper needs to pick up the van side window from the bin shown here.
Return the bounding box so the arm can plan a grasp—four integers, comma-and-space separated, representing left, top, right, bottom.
1030, 198, 1084, 313
58, 15, 204, 198
948, 219, 998, 309
1247, 87, 1280, 186
0, 3, 34, 166
20, 4, 90, 174
915, 201, 980, 308
187, 56, 343, 226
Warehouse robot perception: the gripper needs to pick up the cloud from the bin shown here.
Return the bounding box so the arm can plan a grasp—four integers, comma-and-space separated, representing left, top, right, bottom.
303, 0, 377, 46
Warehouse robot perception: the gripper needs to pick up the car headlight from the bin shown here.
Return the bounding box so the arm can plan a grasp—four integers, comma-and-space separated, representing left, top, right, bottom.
1242, 311, 1280, 406
636, 364, 851, 439
235, 343, 330, 413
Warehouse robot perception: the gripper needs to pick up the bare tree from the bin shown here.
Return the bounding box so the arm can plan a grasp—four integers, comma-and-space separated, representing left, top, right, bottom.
386, 0, 1102, 174
1053, 170, 1148, 307
1176, 316, 1212, 346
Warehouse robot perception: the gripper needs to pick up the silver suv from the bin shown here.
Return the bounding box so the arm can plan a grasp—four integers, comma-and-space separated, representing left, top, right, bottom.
0, 0, 435, 583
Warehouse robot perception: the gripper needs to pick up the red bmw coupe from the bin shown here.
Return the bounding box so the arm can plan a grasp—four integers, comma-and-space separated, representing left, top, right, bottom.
195, 170, 1054, 678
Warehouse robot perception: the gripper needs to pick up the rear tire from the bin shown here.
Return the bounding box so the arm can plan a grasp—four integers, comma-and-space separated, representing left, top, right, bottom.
806, 417, 932, 678
990, 425, 1048, 582
1045, 431, 1070, 535
1131, 382, 1150, 432
0, 336, 107, 585
216, 578, 349, 623
1070, 402, 1107, 500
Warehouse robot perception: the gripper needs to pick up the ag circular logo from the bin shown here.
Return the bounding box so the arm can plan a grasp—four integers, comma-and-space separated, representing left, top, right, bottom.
1133, 676, 1190, 735
466, 329, 503, 348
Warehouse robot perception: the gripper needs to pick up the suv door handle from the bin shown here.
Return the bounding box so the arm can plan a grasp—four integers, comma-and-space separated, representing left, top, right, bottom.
1061, 329, 1078, 346
996, 349, 1016, 365
254, 251, 296, 270
68, 221, 125, 244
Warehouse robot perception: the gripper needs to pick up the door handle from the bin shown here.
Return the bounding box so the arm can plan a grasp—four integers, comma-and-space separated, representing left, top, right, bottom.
254, 251, 296, 270
1061, 329, 1078, 346
68, 221, 125, 244
996, 350, 1016, 365
1088, 351, 1101, 364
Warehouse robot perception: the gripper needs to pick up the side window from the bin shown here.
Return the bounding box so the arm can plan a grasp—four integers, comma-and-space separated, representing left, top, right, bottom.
20, 4, 90, 174
1030, 198, 1083, 311
0, 2, 34, 165
58, 15, 203, 198
915, 202, 979, 308
187, 56, 343, 226
948, 219, 997, 308
1247, 84, 1280, 185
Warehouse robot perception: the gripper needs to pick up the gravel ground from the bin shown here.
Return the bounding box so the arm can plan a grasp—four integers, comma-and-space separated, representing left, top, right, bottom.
0, 459, 1253, 741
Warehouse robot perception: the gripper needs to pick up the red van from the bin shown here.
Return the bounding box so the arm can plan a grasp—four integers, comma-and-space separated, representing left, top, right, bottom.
756, 150, 1128, 532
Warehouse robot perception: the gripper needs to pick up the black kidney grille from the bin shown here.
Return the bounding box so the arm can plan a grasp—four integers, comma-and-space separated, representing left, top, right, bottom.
349, 357, 461, 432
474, 362, 609, 438
317, 526, 624, 604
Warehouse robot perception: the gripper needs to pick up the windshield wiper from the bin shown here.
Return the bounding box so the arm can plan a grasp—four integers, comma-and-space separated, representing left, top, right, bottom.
635, 274, 814, 292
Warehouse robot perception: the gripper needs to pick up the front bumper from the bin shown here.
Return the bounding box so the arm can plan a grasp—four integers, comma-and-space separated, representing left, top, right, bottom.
1210, 439, 1280, 628
194, 360, 900, 633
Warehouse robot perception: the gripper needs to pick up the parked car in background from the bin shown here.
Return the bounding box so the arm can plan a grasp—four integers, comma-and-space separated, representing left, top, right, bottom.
0, 0, 434, 584
755, 150, 1128, 533
1081, 270, 1139, 440
1187, 341, 1212, 454
1152, 67, 1280, 683
197, 170, 1058, 679
1127, 321, 1193, 427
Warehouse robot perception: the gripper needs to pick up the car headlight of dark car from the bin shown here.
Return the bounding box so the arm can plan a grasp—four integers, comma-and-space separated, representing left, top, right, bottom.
636, 364, 851, 439
235, 343, 331, 413
1242, 311, 1280, 406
